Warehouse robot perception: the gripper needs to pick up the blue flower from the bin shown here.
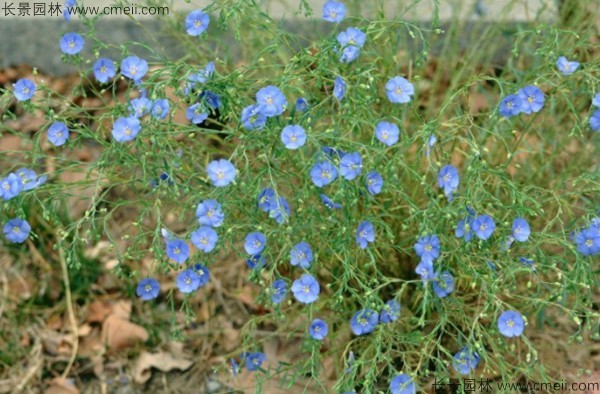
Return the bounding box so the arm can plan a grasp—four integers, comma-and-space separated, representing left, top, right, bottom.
321, 194, 342, 209
3, 218, 31, 243
322, 146, 346, 159
425, 134, 437, 158
337, 27, 366, 63
241, 104, 267, 130
414, 234, 440, 263
517, 85, 545, 114
340, 152, 362, 180
136, 278, 160, 301
456, 209, 474, 242
356, 220, 375, 249
350, 309, 378, 335
309, 319, 328, 340
574, 228, 600, 256
13, 78, 36, 101
519, 256, 535, 270
186, 103, 208, 124
290, 241, 313, 269
257, 188, 276, 212
415, 259, 434, 280
593, 93, 600, 108
281, 125, 307, 149
380, 300, 401, 324
185, 9, 210, 36
199, 91, 221, 110
333, 76, 346, 101
271, 279, 287, 304
191, 226, 218, 253
47, 121, 70, 146
15, 168, 40, 191
438, 164, 459, 200
0, 173, 23, 201
230, 358, 240, 377
93, 58, 116, 83
512, 218, 530, 242
64, 0, 75, 21
192, 263, 211, 287
256, 86, 287, 117
246, 254, 266, 270
129, 96, 153, 118
196, 199, 224, 227
498, 310, 525, 337
166, 238, 189, 264
366, 171, 383, 195
386, 76, 414, 104
590, 109, 600, 132
185, 62, 216, 94
269, 196, 291, 224
322, 1, 346, 22
295, 98, 309, 112
291, 274, 320, 304
390, 374, 416, 394
472, 214, 495, 240
375, 121, 400, 146
111, 116, 141, 142
244, 352, 266, 372
452, 347, 480, 375
176, 269, 201, 293
310, 161, 338, 187
207, 159, 236, 187
120, 56, 148, 82
60, 32, 84, 55
499, 94, 523, 117
557, 56, 580, 75
433, 271, 454, 298
244, 232, 266, 255
151, 98, 170, 119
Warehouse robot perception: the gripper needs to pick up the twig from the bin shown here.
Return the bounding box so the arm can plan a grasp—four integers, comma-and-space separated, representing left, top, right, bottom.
14, 334, 43, 392
58, 242, 79, 379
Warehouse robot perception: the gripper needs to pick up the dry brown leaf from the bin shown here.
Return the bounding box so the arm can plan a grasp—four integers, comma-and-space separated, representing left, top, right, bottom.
101, 315, 148, 352
132, 350, 194, 384
44, 378, 80, 394
85, 300, 113, 324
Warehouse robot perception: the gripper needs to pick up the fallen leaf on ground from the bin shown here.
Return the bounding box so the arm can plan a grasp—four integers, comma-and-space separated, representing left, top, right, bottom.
101, 314, 148, 352
132, 349, 194, 384
44, 378, 80, 394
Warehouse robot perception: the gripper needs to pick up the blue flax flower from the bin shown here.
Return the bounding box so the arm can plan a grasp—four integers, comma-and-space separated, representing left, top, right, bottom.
185, 9, 210, 36
151, 98, 170, 119
414, 234, 440, 263
340, 152, 362, 180
574, 228, 600, 256
415, 259, 434, 280
334, 76, 346, 101
321, 194, 342, 209
452, 347, 480, 375
3, 218, 31, 243
120, 56, 148, 82
63, 0, 75, 21
200, 91, 221, 110
310, 161, 338, 187
166, 238, 189, 264
592, 93, 600, 108
193, 264, 210, 287
322, 1, 346, 22
337, 27, 366, 63
186, 103, 208, 124
517, 85, 545, 114
426, 134, 437, 158
386, 76, 414, 103
512, 217, 530, 242
136, 278, 160, 301
472, 214, 495, 240
111, 116, 141, 142
456, 217, 474, 242
257, 188, 276, 212
271, 279, 287, 304
557, 56, 579, 75
590, 110, 600, 132
129, 96, 153, 118
291, 274, 320, 304
438, 164, 459, 201
244, 232, 266, 255
16, 168, 40, 191
176, 269, 201, 293
497, 310, 525, 338
281, 125, 306, 149
13, 78, 36, 101
60, 32, 84, 55
241, 104, 267, 130
433, 271, 454, 298
48, 122, 70, 146
390, 374, 416, 394
350, 309, 378, 335
380, 300, 401, 324
375, 121, 400, 146
356, 221, 375, 249
244, 352, 266, 372
196, 199, 224, 227
247, 254, 266, 270
295, 98, 308, 112
256, 86, 287, 117
191, 226, 218, 253
499, 94, 523, 117
0, 173, 23, 200
366, 171, 383, 195
269, 196, 291, 224
309, 319, 328, 340
207, 159, 236, 187
290, 241, 313, 269
93, 58, 116, 83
